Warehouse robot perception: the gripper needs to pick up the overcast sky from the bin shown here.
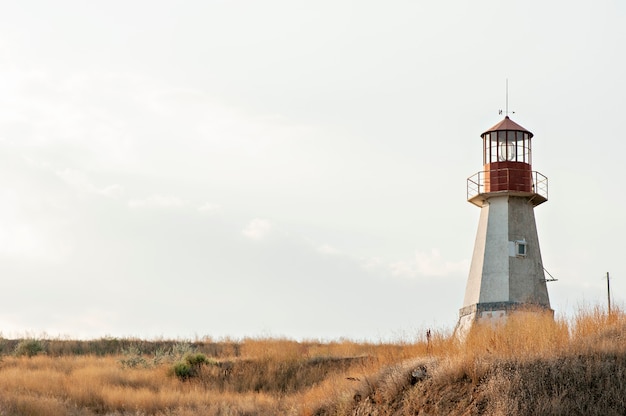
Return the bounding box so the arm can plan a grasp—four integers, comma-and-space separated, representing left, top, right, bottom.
0, 0, 625, 341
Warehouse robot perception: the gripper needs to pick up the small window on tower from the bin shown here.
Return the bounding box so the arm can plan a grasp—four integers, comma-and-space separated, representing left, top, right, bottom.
516, 240, 527, 257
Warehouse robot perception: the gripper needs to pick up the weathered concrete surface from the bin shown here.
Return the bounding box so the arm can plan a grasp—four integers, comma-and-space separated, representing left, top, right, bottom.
458, 195, 551, 332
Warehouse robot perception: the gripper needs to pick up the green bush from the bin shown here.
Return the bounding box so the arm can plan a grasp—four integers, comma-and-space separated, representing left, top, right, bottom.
14, 339, 46, 357
172, 352, 212, 381
173, 361, 194, 380
186, 352, 211, 366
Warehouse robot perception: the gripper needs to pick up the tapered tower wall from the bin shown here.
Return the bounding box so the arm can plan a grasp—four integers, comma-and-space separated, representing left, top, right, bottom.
507, 197, 550, 306
463, 196, 510, 306
461, 195, 550, 309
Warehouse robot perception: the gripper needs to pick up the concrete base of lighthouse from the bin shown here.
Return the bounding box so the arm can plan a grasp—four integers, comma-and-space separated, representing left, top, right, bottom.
456, 194, 552, 337
456, 302, 553, 338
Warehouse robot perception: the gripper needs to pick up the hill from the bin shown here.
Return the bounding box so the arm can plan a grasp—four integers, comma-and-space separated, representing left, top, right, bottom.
0, 307, 623, 415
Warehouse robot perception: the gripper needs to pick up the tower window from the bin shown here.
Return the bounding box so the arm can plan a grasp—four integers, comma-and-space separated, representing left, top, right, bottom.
515, 240, 527, 257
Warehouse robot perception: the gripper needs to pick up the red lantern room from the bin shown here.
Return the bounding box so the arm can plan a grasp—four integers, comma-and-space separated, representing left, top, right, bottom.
467, 116, 548, 207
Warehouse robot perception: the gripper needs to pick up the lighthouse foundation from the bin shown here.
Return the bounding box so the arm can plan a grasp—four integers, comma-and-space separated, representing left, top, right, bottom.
456, 301, 553, 337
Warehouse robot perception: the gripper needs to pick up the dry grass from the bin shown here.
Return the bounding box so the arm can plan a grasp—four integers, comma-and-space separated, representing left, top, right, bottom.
316, 306, 626, 416
0, 306, 624, 415
0, 337, 403, 415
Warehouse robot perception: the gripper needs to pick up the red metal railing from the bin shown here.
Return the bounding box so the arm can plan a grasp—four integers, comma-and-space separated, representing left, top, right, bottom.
467, 169, 548, 201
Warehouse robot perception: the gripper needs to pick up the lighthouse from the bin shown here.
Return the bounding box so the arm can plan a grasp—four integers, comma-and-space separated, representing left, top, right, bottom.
457, 116, 552, 334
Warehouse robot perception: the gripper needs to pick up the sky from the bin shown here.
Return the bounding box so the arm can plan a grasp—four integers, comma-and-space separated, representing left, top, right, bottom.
0, 0, 625, 341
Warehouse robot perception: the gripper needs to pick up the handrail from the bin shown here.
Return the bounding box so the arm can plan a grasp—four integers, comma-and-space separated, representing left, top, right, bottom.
467, 169, 548, 201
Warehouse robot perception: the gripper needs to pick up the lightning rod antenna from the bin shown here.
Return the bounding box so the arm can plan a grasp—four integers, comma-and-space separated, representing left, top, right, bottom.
498, 79, 515, 117
506, 78, 508, 116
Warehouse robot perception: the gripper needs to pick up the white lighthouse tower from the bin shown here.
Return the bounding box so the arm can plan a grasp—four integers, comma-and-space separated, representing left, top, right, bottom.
457, 116, 552, 334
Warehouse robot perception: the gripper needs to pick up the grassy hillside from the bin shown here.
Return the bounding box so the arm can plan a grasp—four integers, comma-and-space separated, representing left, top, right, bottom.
0, 307, 623, 415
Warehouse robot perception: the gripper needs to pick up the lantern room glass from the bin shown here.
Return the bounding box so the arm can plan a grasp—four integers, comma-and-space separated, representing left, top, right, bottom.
483, 131, 531, 165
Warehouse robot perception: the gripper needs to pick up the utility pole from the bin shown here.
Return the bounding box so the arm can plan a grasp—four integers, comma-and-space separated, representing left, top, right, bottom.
607, 272, 611, 315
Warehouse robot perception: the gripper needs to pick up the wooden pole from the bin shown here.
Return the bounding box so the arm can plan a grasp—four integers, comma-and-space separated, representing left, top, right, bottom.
607, 272, 611, 315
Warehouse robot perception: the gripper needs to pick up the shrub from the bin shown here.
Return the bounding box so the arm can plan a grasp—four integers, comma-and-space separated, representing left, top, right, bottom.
186, 352, 211, 366
173, 361, 194, 380
119, 345, 148, 368
14, 339, 46, 357
172, 352, 212, 381
151, 342, 200, 366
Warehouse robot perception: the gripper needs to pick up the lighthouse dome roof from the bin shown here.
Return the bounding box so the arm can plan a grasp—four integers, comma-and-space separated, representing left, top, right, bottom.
482, 116, 533, 139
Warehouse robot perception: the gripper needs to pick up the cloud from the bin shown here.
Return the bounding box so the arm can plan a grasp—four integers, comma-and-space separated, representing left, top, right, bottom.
242, 218, 272, 240
197, 202, 222, 214
360, 249, 468, 280
0, 221, 45, 258
389, 249, 469, 279
360, 256, 384, 271
99, 184, 124, 198
55, 168, 123, 197
128, 194, 186, 209
317, 244, 341, 256
0, 187, 73, 262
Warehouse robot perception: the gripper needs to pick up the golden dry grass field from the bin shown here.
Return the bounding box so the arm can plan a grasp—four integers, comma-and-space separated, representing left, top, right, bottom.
0, 307, 624, 415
